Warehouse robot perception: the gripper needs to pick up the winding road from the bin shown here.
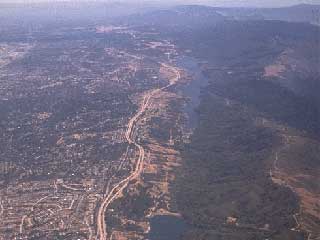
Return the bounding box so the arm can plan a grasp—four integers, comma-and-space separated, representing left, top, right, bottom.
95, 62, 180, 240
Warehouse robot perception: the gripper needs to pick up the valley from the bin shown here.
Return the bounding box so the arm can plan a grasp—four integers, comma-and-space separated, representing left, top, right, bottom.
0, 2, 319, 240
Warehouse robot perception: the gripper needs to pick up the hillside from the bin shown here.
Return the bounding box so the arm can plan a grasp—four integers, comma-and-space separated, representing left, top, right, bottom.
216, 4, 320, 24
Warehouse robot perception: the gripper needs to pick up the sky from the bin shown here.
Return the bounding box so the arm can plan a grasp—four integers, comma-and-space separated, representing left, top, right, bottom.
0, 0, 319, 7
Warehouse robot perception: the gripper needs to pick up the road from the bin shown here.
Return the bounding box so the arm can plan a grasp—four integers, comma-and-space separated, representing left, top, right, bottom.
19, 215, 27, 234
95, 62, 180, 240
0, 199, 3, 218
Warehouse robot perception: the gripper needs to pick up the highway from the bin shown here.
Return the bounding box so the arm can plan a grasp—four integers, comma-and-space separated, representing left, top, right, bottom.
0, 199, 3, 218
95, 62, 180, 240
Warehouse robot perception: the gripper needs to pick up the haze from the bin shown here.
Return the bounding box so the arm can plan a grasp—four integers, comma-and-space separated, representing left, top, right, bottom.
1, 0, 320, 7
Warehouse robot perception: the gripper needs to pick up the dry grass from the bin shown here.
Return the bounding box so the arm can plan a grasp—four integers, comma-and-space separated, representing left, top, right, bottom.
264, 63, 286, 77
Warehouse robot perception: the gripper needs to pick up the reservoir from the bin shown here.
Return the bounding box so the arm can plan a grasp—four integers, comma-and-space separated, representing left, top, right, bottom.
176, 56, 209, 129
147, 215, 188, 240
146, 57, 206, 240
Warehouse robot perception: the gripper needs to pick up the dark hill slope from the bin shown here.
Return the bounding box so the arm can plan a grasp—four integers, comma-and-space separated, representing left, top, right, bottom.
127, 6, 320, 239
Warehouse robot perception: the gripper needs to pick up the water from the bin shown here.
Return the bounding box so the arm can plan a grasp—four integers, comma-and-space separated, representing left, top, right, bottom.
147, 215, 187, 240
176, 56, 209, 129
146, 57, 207, 240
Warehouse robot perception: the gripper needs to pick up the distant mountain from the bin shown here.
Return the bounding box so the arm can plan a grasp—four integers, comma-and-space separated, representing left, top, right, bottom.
215, 4, 320, 24
122, 5, 225, 27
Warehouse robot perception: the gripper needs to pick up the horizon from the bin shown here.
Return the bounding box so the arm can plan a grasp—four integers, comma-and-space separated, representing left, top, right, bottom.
0, 0, 320, 8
